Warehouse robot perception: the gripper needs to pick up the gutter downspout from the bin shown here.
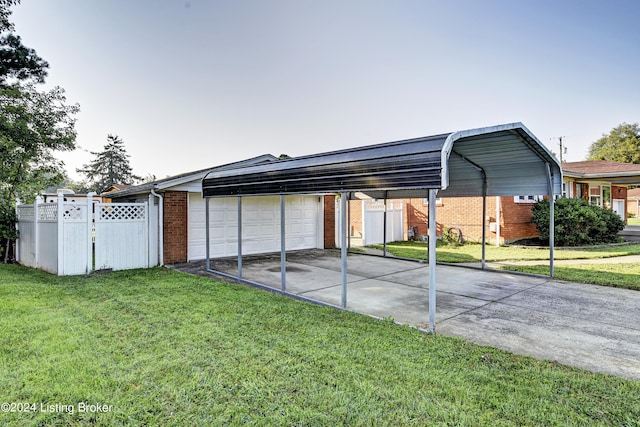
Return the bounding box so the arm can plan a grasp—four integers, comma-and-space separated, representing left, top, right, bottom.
150, 188, 164, 266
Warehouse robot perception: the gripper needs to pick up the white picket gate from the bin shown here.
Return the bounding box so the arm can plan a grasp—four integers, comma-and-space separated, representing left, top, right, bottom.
15, 194, 158, 275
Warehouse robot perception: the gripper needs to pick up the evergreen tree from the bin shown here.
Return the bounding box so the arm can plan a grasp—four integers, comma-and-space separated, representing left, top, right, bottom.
77, 135, 141, 192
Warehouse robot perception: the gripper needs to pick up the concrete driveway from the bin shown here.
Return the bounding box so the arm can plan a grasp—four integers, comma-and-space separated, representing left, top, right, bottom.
178, 249, 640, 380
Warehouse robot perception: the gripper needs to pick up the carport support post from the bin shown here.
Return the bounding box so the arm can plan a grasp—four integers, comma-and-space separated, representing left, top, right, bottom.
428, 189, 437, 333
546, 163, 555, 278
549, 195, 555, 278
237, 196, 242, 279
347, 193, 351, 250
340, 192, 348, 308
481, 174, 487, 270
383, 194, 388, 256
481, 193, 486, 270
205, 197, 210, 272
280, 195, 286, 291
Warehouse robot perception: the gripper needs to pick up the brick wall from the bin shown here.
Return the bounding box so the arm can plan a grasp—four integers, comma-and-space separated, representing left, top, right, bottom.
323, 195, 336, 248
499, 198, 538, 242
407, 197, 486, 242
345, 196, 540, 245
348, 199, 363, 238
163, 191, 188, 264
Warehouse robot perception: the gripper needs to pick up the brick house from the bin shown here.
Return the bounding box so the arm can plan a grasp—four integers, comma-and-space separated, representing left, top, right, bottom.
344, 160, 640, 245
105, 123, 567, 261
346, 195, 539, 245
629, 188, 640, 218
106, 154, 331, 265
562, 160, 640, 219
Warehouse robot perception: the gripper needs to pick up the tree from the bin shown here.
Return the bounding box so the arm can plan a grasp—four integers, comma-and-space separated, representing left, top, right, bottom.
0, 0, 18, 31
0, 1, 48, 87
0, 0, 78, 262
0, 84, 79, 197
77, 135, 141, 192
587, 122, 640, 164
0, 84, 79, 261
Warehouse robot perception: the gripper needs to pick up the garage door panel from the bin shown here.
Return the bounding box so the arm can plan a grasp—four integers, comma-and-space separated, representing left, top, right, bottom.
188, 194, 321, 261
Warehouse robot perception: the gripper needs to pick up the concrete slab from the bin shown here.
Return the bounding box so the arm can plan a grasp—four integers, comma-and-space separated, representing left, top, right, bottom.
438, 301, 640, 379
502, 280, 640, 327
176, 249, 640, 380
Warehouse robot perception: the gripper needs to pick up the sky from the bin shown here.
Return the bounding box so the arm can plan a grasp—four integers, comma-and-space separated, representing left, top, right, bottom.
10, 0, 640, 181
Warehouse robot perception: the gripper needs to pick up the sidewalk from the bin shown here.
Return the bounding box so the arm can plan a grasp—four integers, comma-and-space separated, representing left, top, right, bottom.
459, 254, 640, 269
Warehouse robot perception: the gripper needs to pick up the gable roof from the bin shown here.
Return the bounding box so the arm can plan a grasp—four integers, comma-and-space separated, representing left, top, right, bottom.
105, 154, 279, 198
203, 123, 562, 199
563, 160, 640, 184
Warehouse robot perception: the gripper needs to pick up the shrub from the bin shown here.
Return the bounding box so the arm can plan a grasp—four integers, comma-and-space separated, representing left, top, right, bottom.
531, 197, 625, 246
441, 226, 464, 246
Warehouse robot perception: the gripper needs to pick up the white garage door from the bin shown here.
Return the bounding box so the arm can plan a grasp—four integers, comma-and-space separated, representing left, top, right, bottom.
188, 194, 322, 261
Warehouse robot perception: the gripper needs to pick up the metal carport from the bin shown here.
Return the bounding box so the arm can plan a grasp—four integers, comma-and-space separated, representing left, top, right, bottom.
201, 122, 562, 333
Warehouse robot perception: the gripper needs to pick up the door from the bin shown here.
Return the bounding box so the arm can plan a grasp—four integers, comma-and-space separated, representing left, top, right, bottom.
613, 199, 625, 220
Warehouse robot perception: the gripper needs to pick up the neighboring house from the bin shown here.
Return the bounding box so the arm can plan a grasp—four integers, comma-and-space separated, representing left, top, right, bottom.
107, 155, 640, 260
105, 155, 330, 265
42, 189, 107, 203
347, 195, 538, 245
628, 188, 640, 218
347, 160, 640, 245
562, 160, 640, 219
102, 184, 130, 193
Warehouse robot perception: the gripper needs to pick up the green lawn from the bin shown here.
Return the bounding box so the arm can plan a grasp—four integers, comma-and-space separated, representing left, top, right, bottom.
629, 217, 640, 226
372, 241, 640, 263
1, 265, 639, 426
372, 241, 640, 289
501, 263, 640, 291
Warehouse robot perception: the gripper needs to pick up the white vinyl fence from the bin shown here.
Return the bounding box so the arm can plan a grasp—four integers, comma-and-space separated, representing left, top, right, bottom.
16, 194, 158, 275
363, 200, 404, 245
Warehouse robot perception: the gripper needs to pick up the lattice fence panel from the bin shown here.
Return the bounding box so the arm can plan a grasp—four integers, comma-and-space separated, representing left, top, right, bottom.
365, 200, 386, 211
38, 203, 58, 221
17, 205, 34, 221
62, 204, 86, 220
97, 204, 146, 221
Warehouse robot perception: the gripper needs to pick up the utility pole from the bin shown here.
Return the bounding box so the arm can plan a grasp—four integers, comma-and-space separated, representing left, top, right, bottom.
556, 136, 567, 163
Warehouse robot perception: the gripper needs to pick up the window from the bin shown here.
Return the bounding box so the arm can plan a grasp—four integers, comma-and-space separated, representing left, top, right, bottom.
514, 195, 543, 203
422, 198, 443, 206
602, 185, 611, 209
575, 183, 589, 202
588, 184, 612, 208
562, 181, 573, 198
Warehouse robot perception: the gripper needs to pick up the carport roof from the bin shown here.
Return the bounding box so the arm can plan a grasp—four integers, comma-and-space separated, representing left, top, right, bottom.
202, 123, 562, 199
